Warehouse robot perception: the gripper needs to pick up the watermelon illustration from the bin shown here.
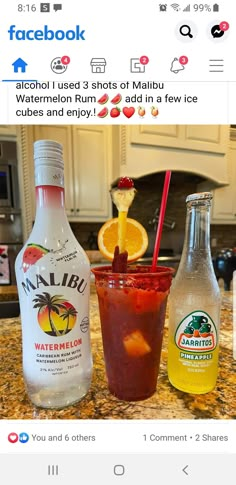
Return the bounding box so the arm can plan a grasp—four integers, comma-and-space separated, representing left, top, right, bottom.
97, 107, 108, 118
22, 243, 49, 273
111, 93, 122, 104
98, 93, 109, 104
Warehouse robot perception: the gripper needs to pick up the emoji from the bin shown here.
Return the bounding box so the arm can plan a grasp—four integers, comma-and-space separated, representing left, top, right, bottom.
98, 94, 109, 104
110, 107, 121, 118
111, 93, 122, 104
138, 106, 145, 117
151, 106, 159, 117
123, 107, 135, 118
97, 107, 108, 118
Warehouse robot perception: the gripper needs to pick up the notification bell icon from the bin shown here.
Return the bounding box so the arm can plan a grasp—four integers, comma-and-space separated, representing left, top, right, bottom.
170, 58, 185, 74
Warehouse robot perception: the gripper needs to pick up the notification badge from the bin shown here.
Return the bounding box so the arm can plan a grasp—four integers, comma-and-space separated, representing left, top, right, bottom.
8, 432, 18, 443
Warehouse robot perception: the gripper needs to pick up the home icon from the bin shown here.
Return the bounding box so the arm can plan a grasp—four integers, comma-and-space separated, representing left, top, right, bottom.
12, 58, 28, 73
90, 58, 106, 74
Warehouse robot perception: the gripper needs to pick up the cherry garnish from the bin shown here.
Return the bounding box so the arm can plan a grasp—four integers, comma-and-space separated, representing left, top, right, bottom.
117, 177, 134, 189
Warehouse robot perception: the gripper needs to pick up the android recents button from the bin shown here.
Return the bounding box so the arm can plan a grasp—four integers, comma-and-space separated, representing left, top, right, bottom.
48, 464, 59, 476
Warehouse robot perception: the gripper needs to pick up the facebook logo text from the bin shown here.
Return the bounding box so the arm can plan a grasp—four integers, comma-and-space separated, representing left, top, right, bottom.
8, 25, 86, 41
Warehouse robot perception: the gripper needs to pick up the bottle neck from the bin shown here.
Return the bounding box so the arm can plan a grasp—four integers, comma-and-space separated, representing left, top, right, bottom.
33, 185, 69, 232
33, 161, 67, 223
184, 201, 211, 252
36, 185, 65, 211
174, 197, 219, 287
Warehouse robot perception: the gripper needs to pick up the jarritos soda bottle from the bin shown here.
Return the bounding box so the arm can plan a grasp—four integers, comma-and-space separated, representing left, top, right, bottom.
15, 140, 92, 408
167, 192, 221, 394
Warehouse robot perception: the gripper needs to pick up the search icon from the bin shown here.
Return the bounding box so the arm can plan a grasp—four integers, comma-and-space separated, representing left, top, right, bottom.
180, 25, 193, 38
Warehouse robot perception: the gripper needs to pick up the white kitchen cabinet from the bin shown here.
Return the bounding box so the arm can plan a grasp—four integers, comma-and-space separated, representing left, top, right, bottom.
119, 125, 230, 184
18, 125, 114, 239
72, 126, 112, 219
211, 135, 236, 224
21, 125, 113, 227
129, 125, 229, 153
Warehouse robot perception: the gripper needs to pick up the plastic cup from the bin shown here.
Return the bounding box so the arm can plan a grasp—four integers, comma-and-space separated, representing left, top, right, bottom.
92, 265, 174, 401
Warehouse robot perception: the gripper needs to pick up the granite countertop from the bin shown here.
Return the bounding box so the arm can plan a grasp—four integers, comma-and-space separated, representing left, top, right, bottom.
0, 286, 235, 420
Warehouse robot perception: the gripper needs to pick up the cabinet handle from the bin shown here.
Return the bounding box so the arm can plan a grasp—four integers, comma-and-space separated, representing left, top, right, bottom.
70, 209, 74, 212
76, 209, 80, 212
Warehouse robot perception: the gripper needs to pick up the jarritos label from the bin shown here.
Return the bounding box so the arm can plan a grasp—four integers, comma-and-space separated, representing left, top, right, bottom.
175, 311, 217, 353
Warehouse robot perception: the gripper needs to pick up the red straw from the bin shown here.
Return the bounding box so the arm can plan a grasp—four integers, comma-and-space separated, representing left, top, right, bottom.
151, 171, 172, 271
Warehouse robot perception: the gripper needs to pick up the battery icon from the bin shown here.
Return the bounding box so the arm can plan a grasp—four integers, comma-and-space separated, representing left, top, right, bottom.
213, 3, 219, 11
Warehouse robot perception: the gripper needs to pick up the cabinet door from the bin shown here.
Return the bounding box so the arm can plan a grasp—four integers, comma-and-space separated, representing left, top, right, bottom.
33, 126, 74, 217
211, 144, 236, 223
184, 125, 228, 153
130, 125, 182, 148
119, 125, 230, 183
130, 125, 228, 154
72, 126, 112, 220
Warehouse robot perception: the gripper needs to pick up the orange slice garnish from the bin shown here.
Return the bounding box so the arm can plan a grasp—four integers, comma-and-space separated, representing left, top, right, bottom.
97, 217, 148, 262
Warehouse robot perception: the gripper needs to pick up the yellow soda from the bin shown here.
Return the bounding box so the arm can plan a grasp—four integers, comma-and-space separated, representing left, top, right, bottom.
167, 193, 221, 394
168, 306, 220, 394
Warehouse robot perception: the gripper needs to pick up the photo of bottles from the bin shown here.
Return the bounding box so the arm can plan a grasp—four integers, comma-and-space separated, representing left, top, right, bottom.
0, 124, 235, 419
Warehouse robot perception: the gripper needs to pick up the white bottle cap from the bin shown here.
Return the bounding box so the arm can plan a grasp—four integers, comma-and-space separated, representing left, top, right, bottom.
34, 140, 64, 187
34, 140, 63, 169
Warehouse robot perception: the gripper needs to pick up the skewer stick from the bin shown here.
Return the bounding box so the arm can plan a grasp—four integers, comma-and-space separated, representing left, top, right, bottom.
118, 211, 127, 253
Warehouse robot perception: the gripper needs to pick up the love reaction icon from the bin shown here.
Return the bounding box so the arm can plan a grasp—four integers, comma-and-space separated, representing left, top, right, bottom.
8, 432, 18, 443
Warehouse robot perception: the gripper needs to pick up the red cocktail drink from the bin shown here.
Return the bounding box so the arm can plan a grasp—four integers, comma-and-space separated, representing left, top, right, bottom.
92, 265, 174, 401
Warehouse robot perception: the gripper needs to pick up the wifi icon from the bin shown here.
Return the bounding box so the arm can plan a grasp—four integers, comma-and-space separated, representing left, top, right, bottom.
171, 3, 181, 11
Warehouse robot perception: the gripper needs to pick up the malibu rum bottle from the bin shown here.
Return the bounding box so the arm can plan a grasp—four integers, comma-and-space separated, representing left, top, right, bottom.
15, 140, 92, 408
167, 192, 221, 394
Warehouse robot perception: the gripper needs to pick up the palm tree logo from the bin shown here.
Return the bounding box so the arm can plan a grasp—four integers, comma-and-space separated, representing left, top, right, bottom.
60, 306, 78, 335
33, 291, 78, 337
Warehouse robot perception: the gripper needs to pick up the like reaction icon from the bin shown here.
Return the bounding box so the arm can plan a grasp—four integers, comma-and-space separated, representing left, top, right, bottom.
19, 432, 29, 443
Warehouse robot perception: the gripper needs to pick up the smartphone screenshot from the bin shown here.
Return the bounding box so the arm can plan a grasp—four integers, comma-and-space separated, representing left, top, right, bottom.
0, 1, 235, 483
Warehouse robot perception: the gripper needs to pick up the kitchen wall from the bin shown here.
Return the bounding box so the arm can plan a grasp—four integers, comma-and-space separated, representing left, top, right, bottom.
70, 222, 101, 250
210, 225, 236, 253
71, 171, 236, 255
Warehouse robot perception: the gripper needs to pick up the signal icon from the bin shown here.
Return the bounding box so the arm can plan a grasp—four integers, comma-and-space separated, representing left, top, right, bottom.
171, 3, 181, 11
183, 4, 190, 11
